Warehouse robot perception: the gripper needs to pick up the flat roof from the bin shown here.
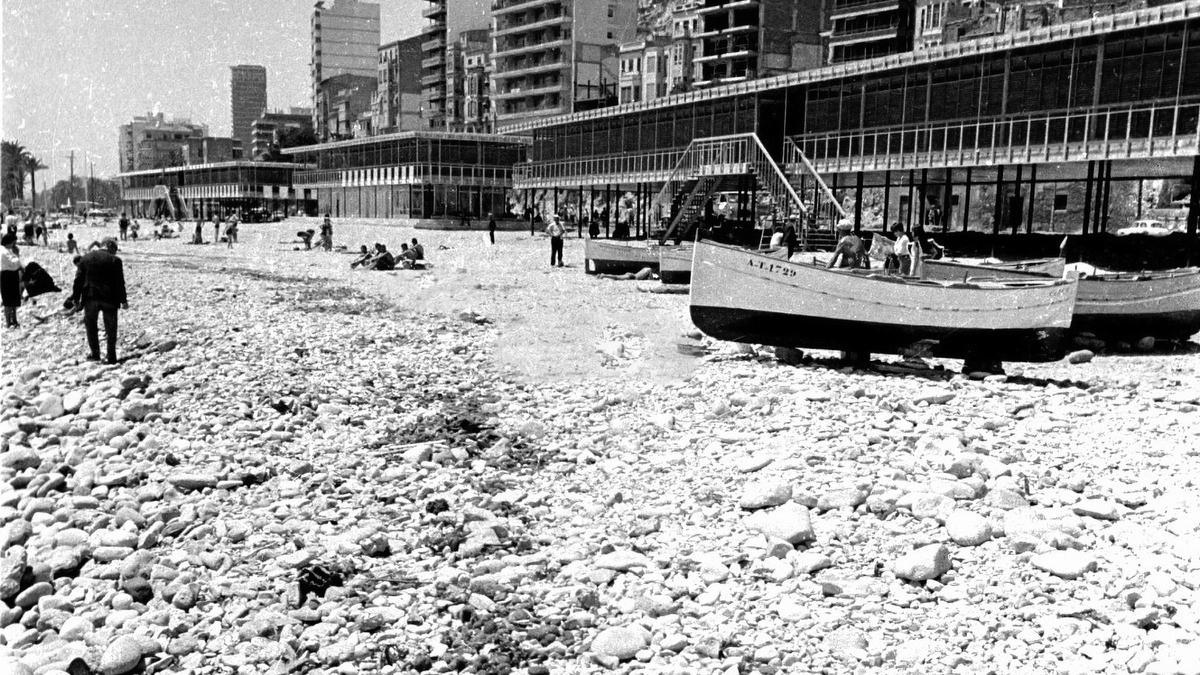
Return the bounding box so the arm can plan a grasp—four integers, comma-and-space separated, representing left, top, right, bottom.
497, 0, 1200, 134
282, 130, 534, 155
116, 161, 311, 178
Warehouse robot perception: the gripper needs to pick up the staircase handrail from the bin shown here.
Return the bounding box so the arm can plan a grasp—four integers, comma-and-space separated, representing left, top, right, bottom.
784, 136, 848, 220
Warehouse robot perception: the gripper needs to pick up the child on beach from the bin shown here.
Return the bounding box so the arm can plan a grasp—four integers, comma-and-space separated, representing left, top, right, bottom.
65, 233, 78, 254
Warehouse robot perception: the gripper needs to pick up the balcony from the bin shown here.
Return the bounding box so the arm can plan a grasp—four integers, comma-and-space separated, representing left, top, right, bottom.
697, 0, 759, 15
494, 59, 567, 78
493, 12, 569, 38
828, 0, 900, 20
492, 82, 564, 100
493, 37, 569, 59
421, 72, 445, 86
493, 0, 563, 18
422, 2, 446, 19
422, 54, 446, 69
828, 24, 900, 45
421, 36, 446, 53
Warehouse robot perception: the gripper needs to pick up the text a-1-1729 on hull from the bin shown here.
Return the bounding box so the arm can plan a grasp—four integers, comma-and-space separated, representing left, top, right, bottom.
688, 241, 1079, 364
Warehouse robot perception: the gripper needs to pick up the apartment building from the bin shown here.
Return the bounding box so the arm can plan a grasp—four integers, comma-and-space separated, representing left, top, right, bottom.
824, 0, 915, 64
618, 36, 671, 104
491, 0, 638, 123
311, 0, 380, 140
374, 36, 424, 135
447, 29, 494, 132
668, 0, 703, 94
695, 0, 821, 87
251, 108, 315, 160
928, 0, 1153, 47
420, 0, 491, 130
118, 113, 209, 172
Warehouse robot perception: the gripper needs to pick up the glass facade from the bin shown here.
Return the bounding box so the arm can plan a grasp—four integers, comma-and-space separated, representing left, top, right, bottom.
286, 132, 530, 219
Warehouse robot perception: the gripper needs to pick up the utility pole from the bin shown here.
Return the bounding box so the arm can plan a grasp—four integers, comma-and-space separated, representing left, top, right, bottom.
69, 151, 75, 212
88, 161, 94, 205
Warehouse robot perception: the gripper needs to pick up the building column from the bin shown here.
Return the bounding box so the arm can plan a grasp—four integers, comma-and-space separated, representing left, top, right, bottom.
992, 165, 1005, 237
1082, 160, 1095, 235
853, 171, 864, 233
881, 171, 891, 231
1011, 165, 1023, 235
1026, 164, 1037, 234
906, 170, 915, 230
1188, 156, 1200, 236
942, 169, 953, 232
605, 184, 612, 238
919, 169, 929, 227
1100, 161, 1113, 233
962, 168, 972, 232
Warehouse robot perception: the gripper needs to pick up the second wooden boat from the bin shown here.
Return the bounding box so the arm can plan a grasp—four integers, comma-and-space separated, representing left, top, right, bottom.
924, 260, 1200, 340
690, 241, 1077, 362
584, 239, 660, 275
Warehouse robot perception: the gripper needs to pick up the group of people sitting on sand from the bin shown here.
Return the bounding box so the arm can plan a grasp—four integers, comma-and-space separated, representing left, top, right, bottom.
351, 238, 425, 271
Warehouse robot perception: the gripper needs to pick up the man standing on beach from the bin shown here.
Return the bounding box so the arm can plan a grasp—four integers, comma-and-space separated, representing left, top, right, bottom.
118, 213, 130, 241
71, 238, 128, 364
488, 213, 496, 245
546, 215, 565, 267
211, 213, 222, 243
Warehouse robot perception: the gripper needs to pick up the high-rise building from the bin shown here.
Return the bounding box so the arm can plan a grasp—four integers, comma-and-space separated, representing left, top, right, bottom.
491, 0, 638, 123
251, 107, 315, 159
420, 0, 491, 130
311, 0, 381, 141
230, 65, 268, 151
118, 113, 209, 172
374, 36, 424, 135
694, 0, 821, 87
824, 0, 915, 64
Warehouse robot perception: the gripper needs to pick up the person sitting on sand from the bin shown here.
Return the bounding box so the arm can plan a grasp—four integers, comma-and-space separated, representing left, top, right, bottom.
399, 243, 422, 269
361, 243, 395, 271
350, 245, 373, 269
828, 223, 867, 270
409, 238, 425, 261
65, 233, 78, 255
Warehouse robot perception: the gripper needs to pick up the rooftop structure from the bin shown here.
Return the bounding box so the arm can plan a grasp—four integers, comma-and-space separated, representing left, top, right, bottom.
825, 0, 915, 64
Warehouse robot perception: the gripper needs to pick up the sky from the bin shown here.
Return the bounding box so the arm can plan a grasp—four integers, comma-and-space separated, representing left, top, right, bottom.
1, 0, 423, 183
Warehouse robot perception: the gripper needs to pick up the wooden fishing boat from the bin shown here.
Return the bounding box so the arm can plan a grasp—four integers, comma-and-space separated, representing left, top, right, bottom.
658, 244, 694, 284
1072, 268, 1200, 339
924, 260, 1200, 340
584, 239, 660, 275
690, 241, 1077, 362
926, 257, 1066, 280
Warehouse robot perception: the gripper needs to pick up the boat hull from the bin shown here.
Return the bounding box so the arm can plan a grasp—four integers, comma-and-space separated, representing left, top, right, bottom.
658, 245, 693, 284
585, 239, 659, 275
1073, 268, 1200, 339
925, 260, 1200, 340
690, 242, 1077, 362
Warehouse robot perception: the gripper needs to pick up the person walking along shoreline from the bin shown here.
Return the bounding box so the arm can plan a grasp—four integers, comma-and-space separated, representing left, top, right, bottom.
71, 239, 128, 364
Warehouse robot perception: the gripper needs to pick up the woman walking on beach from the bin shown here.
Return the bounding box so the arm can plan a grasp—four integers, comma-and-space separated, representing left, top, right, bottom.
1, 233, 24, 329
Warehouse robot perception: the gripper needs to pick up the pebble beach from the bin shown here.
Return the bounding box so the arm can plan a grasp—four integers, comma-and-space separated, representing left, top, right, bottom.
2, 219, 1200, 674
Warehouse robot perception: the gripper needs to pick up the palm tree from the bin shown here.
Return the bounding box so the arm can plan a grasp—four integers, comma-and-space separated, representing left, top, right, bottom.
1, 140, 29, 207
24, 154, 48, 211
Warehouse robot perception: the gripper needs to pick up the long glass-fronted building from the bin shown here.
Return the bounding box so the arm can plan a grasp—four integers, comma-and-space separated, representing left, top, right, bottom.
117, 161, 316, 219
501, 1, 1200, 238
284, 131, 530, 221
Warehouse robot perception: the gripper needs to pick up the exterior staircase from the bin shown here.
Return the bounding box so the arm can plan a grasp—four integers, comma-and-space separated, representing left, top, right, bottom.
651, 133, 847, 252
651, 133, 805, 247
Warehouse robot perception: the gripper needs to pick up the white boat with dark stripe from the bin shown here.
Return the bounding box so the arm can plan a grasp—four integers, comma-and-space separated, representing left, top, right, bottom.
584, 239, 660, 275
690, 241, 1078, 362
924, 260, 1200, 340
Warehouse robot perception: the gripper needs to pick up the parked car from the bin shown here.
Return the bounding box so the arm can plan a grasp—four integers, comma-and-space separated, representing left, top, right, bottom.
1116, 219, 1172, 237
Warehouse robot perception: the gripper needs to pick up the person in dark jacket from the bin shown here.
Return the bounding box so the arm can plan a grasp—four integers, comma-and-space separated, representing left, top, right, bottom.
71, 238, 128, 364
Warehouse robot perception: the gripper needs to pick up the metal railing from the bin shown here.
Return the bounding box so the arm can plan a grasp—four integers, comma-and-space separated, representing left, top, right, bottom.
791, 99, 1200, 172
513, 147, 686, 186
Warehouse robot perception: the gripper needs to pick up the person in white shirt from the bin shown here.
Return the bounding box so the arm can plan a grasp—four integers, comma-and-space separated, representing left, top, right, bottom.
546, 216, 566, 267
1, 233, 24, 329
891, 224, 912, 275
